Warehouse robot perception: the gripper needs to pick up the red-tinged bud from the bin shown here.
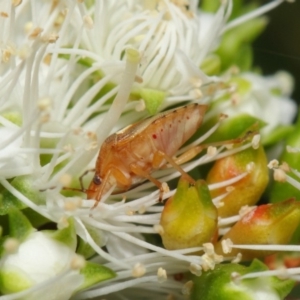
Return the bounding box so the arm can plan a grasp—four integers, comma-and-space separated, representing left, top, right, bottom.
265, 252, 300, 270
215, 199, 300, 260
206, 145, 269, 217
159, 177, 218, 250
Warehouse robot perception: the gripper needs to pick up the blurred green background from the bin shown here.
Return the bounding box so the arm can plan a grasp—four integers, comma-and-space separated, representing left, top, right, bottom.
253, 0, 300, 104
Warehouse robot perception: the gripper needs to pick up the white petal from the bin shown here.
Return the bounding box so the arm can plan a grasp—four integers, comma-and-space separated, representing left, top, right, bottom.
2, 232, 75, 284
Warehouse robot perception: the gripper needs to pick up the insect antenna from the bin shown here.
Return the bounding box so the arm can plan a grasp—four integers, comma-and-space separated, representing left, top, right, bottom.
78, 168, 96, 192
61, 186, 86, 193
40, 169, 96, 194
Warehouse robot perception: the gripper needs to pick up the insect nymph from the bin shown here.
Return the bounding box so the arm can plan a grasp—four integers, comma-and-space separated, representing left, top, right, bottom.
86, 103, 208, 206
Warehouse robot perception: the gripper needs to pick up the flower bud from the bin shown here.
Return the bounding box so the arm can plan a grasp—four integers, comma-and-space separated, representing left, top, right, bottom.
160, 177, 218, 250
207, 145, 268, 217
190, 259, 294, 300
270, 112, 300, 203
0, 211, 115, 299
215, 199, 300, 260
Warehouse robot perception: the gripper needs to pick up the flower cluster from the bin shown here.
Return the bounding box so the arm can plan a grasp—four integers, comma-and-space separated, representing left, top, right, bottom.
0, 0, 299, 299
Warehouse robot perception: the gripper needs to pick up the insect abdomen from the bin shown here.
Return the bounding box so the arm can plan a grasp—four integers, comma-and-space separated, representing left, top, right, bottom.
149, 104, 208, 156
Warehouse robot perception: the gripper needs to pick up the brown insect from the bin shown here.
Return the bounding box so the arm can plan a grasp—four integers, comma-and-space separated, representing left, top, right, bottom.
86, 103, 208, 206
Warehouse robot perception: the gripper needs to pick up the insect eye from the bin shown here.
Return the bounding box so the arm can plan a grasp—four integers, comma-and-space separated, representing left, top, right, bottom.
93, 175, 102, 185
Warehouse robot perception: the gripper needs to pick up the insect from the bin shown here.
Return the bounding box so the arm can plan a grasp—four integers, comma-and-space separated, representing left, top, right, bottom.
86, 103, 208, 207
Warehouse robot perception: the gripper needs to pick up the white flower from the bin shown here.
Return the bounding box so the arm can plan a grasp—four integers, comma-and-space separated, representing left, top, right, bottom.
0, 232, 83, 300
0, 127, 28, 178
0, 0, 298, 299
218, 71, 296, 136
76, 0, 225, 97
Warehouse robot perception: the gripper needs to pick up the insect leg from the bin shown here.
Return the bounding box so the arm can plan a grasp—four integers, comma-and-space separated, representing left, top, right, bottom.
174, 146, 205, 165
175, 130, 257, 165
155, 151, 195, 185
129, 163, 169, 201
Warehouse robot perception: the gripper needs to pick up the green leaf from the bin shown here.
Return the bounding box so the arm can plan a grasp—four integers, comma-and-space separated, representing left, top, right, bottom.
262, 125, 295, 146
270, 114, 300, 203
191, 260, 295, 300
246, 258, 268, 273
59, 53, 95, 68
0, 237, 8, 257
0, 187, 27, 215
77, 237, 95, 259
77, 225, 106, 259
22, 208, 50, 228
39, 134, 60, 166
8, 209, 34, 241
200, 55, 221, 76
85, 0, 96, 9
215, 17, 267, 71
201, 113, 266, 143
191, 263, 252, 300
0, 269, 33, 294
131, 88, 166, 115
234, 44, 253, 71
0, 176, 46, 215
201, 0, 259, 19
228, 77, 252, 95
47, 218, 77, 251
243, 260, 295, 299
1, 111, 22, 126
271, 275, 296, 299
77, 262, 116, 291
201, 0, 221, 13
